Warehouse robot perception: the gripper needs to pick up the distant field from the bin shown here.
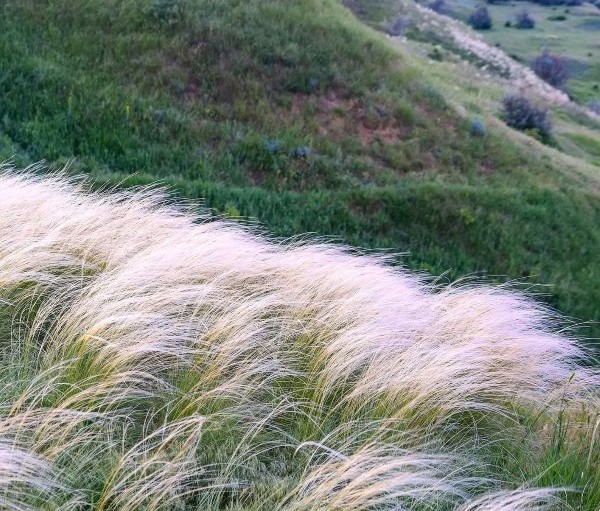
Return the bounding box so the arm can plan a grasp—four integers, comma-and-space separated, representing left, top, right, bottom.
444, 0, 600, 104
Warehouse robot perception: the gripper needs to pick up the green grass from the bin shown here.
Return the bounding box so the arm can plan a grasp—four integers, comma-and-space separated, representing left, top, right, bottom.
565, 132, 600, 161
0, 0, 599, 342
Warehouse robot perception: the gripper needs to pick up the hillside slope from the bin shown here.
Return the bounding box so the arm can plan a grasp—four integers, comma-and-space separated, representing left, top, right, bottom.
368, 1, 600, 157
0, 0, 599, 338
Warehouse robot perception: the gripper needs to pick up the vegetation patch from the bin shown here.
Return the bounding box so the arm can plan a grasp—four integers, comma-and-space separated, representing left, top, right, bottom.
0, 171, 599, 511
566, 132, 600, 160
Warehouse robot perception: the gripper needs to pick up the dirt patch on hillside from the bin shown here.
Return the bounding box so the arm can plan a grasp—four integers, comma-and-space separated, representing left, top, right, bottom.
289, 92, 411, 146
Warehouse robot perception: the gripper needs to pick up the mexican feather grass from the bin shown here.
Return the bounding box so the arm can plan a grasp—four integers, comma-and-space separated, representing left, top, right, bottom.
0, 166, 599, 510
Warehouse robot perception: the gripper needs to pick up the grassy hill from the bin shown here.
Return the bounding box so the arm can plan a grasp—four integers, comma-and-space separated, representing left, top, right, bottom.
1, 2, 600, 509
0, 0, 599, 341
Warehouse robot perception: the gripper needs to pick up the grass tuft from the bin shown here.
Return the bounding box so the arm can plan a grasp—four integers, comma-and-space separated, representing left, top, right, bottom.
0, 168, 599, 510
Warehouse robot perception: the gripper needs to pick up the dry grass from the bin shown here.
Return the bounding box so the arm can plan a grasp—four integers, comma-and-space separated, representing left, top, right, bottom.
0, 165, 599, 510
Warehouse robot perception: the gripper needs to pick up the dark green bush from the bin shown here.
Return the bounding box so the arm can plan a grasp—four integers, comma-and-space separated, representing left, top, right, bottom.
427, 0, 447, 14
468, 6, 493, 29
471, 117, 487, 136
515, 10, 535, 29
501, 94, 552, 140
531, 49, 569, 88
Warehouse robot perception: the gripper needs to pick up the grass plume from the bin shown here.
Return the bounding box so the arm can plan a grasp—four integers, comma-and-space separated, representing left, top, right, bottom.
0, 166, 598, 510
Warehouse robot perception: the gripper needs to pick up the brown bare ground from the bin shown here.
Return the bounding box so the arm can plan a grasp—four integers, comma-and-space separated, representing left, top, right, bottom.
290, 92, 410, 147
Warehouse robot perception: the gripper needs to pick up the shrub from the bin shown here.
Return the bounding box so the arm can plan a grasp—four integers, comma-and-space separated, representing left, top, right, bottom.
428, 46, 444, 61
291, 146, 313, 158
515, 10, 535, 28
385, 16, 408, 36
587, 100, 600, 115
531, 49, 569, 88
264, 139, 282, 154
547, 14, 567, 20
501, 94, 552, 139
427, 0, 447, 14
468, 6, 493, 29
471, 117, 487, 136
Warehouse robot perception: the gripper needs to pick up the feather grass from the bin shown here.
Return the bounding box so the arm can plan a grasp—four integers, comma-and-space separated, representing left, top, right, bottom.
0, 165, 598, 510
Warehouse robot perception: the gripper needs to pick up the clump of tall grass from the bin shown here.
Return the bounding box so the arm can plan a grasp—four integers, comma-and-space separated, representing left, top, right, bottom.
0, 165, 599, 510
